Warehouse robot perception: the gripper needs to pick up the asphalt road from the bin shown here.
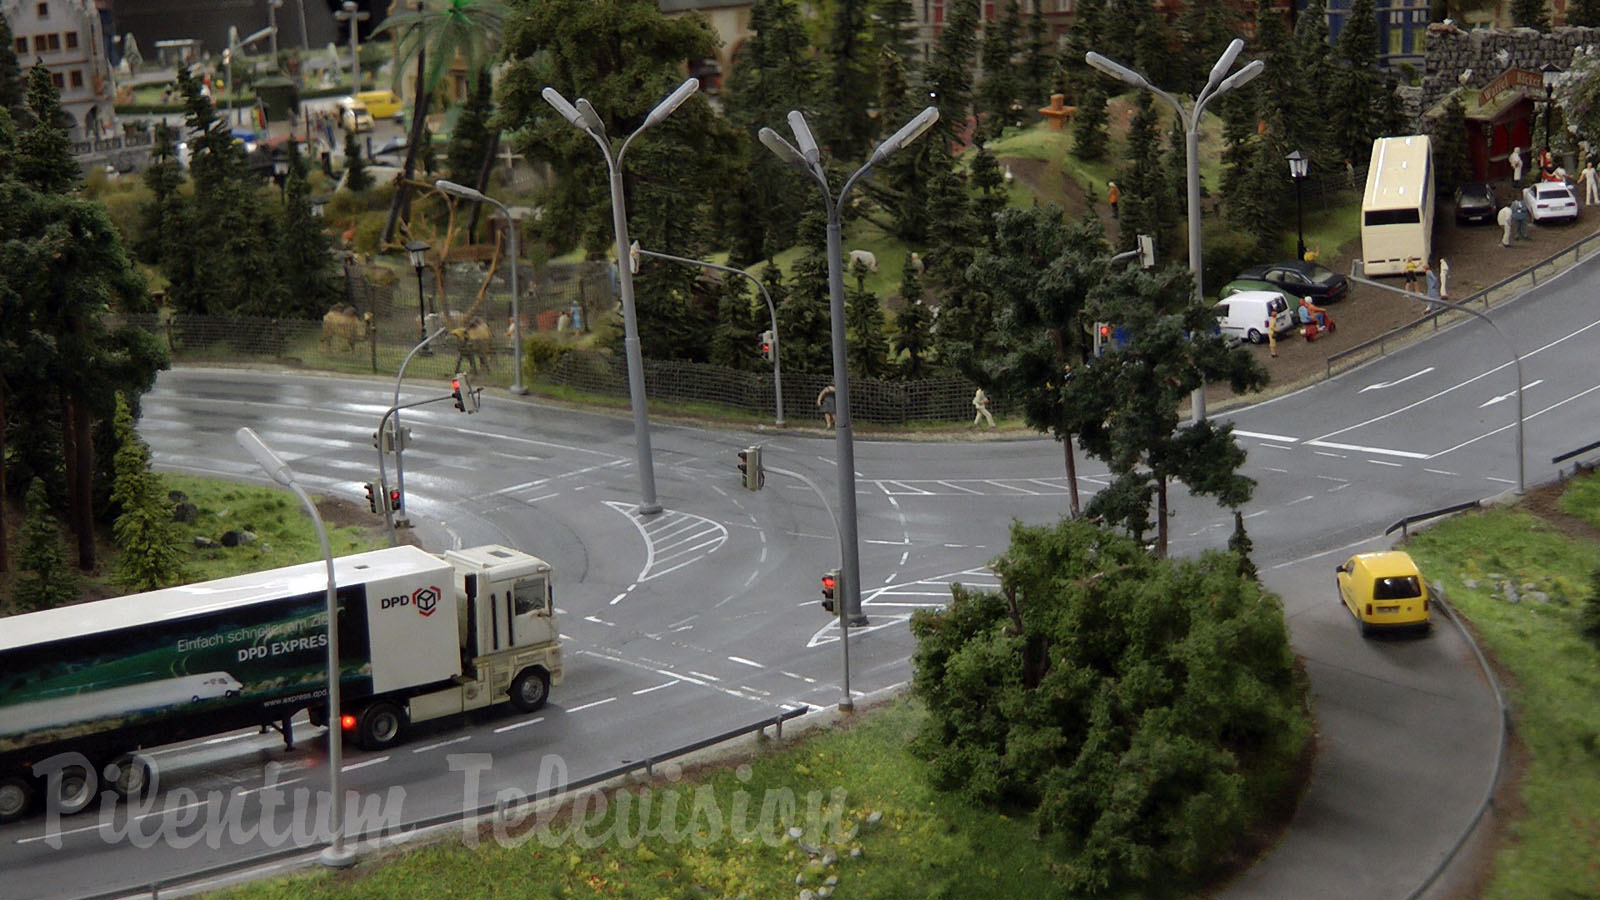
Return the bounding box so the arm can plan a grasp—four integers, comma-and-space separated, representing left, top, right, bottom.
3, 255, 1595, 898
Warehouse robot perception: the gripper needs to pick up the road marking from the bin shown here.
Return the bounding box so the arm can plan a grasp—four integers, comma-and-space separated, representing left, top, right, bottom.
1233, 429, 1300, 442
1429, 382, 1600, 458
494, 716, 545, 733
1485, 476, 1517, 484
728, 656, 764, 668
342, 756, 389, 772
899, 550, 909, 565
606, 501, 730, 584
239, 777, 304, 794
1286, 495, 1315, 506
1479, 379, 1543, 408
633, 680, 678, 695
411, 736, 472, 754
1424, 468, 1458, 476
1328, 483, 1351, 492
1313, 451, 1346, 458
567, 698, 616, 714
936, 480, 984, 494
1314, 474, 1349, 482
583, 615, 615, 627
1260, 443, 1293, 450
1368, 459, 1404, 467
739, 685, 771, 696
689, 671, 720, 682
608, 592, 627, 606
1305, 439, 1427, 459
1358, 366, 1435, 393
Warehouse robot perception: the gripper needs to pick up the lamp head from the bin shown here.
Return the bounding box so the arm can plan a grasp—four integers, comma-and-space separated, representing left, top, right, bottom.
871, 106, 940, 164
786, 110, 820, 165
1207, 39, 1245, 91
540, 87, 586, 129
1084, 52, 1147, 90
1286, 149, 1308, 179
573, 98, 605, 134
759, 126, 811, 175
235, 427, 294, 486
643, 77, 700, 129
1217, 59, 1264, 94
434, 179, 486, 203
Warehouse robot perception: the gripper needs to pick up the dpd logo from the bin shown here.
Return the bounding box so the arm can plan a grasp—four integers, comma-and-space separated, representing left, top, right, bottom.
413, 586, 440, 617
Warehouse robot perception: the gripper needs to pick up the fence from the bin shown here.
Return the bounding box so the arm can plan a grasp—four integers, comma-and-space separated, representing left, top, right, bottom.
1326, 227, 1600, 377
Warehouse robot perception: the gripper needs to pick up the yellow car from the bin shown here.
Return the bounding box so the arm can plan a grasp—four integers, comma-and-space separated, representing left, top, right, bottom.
356, 90, 405, 120
338, 97, 374, 133
1336, 551, 1431, 635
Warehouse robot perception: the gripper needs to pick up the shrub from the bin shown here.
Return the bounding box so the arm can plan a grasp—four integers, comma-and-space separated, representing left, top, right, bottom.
522, 331, 574, 378
1580, 565, 1600, 650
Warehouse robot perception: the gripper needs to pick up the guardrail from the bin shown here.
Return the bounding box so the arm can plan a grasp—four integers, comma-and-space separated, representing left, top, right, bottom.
1327, 226, 1600, 378
1383, 499, 1483, 538
1552, 437, 1600, 466
82, 704, 809, 900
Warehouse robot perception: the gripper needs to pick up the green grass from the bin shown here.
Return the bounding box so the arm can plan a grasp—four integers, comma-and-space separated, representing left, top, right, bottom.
205, 699, 1079, 900
160, 473, 388, 582
1404, 478, 1600, 900
1559, 474, 1600, 529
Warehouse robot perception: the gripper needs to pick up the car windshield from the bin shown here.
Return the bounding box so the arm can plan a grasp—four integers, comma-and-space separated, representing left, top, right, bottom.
1537, 184, 1570, 199
1373, 575, 1422, 600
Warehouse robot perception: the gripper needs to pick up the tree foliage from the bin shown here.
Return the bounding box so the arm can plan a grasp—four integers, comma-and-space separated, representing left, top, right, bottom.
16, 66, 79, 194
14, 479, 78, 611
279, 140, 340, 318
0, 17, 23, 115
1072, 83, 1110, 161
977, 0, 1022, 130
1511, 0, 1550, 30
910, 517, 1310, 896
819, 0, 875, 160
1431, 93, 1472, 199
109, 394, 186, 590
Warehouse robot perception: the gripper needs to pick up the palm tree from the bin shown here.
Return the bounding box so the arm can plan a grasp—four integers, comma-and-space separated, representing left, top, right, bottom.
378, 0, 507, 247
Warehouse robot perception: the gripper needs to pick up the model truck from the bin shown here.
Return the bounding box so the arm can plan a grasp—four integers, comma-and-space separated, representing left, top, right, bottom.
0, 544, 563, 823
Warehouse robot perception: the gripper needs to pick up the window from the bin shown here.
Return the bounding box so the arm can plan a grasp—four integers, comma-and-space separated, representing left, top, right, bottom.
33, 35, 48, 52
65, 31, 77, 50
49, 71, 63, 88
13, 38, 25, 55
69, 69, 83, 88
513, 579, 548, 617
1373, 576, 1422, 600
1365, 208, 1421, 226
36, 2, 48, 17
46, 33, 61, 51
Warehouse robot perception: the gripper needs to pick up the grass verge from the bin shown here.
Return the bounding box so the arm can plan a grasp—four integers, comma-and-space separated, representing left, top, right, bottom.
1403, 476, 1600, 900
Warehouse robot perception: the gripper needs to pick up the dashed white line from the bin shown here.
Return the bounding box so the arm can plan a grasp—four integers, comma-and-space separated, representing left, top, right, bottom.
608, 592, 627, 606
1233, 429, 1300, 442
899, 550, 909, 565
239, 777, 305, 794
689, 671, 720, 682
567, 697, 616, 714
633, 680, 678, 695
342, 756, 389, 772
1424, 468, 1458, 477
1313, 451, 1346, 459
411, 736, 472, 754
728, 656, 764, 669
494, 716, 545, 733
1286, 495, 1315, 506
1260, 443, 1292, 451
583, 615, 616, 627
1485, 476, 1517, 484
1306, 440, 1427, 459
1368, 459, 1404, 467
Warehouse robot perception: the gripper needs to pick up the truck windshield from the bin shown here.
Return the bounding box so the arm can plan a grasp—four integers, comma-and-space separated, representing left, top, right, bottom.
513, 579, 549, 616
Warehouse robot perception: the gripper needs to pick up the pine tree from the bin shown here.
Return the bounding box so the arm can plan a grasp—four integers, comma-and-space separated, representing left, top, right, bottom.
15, 479, 78, 611
343, 128, 372, 192
924, 0, 982, 143
977, 0, 1022, 130
17, 66, 79, 194
137, 124, 186, 266
846, 267, 889, 378
1176, 0, 1245, 89
1432, 93, 1472, 198
820, 0, 876, 160
278, 140, 339, 319
1062, 0, 1106, 101
893, 255, 933, 378
1570, 0, 1600, 27
709, 280, 762, 370
109, 395, 185, 591
446, 70, 495, 184
1116, 94, 1164, 253
0, 17, 24, 114
874, 0, 920, 77
1333, 0, 1384, 167
1072, 83, 1110, 161
777, 212, 835, 373
1511, 0, 1550, 29
969, 131, 1008, 245
1020, 7, 1053, 113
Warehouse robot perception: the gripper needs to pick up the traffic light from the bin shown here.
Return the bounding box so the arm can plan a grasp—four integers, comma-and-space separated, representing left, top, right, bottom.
760, 330, 775, 362
451, 373, 478, 413
820, 569, 840, 614
388, 487, 401, 511
736, 445, 762, 490
1094, 322, 1111, 357
364, 481, 379, 513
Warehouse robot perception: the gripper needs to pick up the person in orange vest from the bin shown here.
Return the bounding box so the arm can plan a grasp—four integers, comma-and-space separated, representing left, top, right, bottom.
1107, 181, 1120, 220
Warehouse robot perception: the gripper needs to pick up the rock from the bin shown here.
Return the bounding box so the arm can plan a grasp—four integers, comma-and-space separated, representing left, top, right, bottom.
172, 502, 199, 524
193, 535, 219, 549
220, 530, 244, 547
824, 876, 839, 887
1502, 582, 1518, 603
1463, 579, 1478, 589
822, 851, 837, 867
795, 873, 806, 886
236, 530, 258, 545
168, 490, 189, 504
818, 888, 833, 899
788, 826, 804, 840
1487, 573, 1506, 581
798, 840, 821, 857
1526, 591, 1549, 604
799, 891, 816, 900
849, 846, 864, 859
865, 810, 883, 826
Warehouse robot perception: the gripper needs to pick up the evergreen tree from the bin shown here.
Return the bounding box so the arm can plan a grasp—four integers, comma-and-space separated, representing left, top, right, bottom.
1129, 0, 1177, 91
1062, 0, 1107, 101
1333, 0, 1384, 167
1226, 115, 1286, 254
279, 140, 339, 319
1020, 6, 1053, 113
1511, 0, 1550, 29
343, 128, 372, 192
1116, 94, 1165, 252
1230, 509, 1258, 580
1176, 0, 1246, 89
109, 394, 185, 591
846, 264, 889, 378
709, 279, 763, 371
893, 255, 933, 378
14, 479, 78, 611
820, 0, 875, 160
1293, 0, 1337, 170
447, 69, 495, 186
977, 0, 1022, 130
1432, 93, 1472, 198
1072, 83, 1110, 161
873, 0, 920, 77
969, 130, 1008, 244
924, 0, 982, 143
0, 18, 24, 114
136, 124, 185, 266
17, 66, 79, 194
776, 212, 834, 373
1570, 0, 1600, 27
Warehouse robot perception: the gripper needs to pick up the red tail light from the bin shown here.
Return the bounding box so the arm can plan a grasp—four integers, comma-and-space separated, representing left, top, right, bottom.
340, 714, 357, 731
1365, 603, 1373, 616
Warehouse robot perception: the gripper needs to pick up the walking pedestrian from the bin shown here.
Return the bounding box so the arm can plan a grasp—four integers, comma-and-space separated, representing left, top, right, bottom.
1267, 323, 1278, 358
1423, 261, 1441, 314
1498, 205, 1513, 247
1510, 146, 1524, 184
972, 387, 995, 428
1581, 159, 1600, 205
1107, 181, 1120, 220
816, 383, 836, 430
1403, 257, 1420, 293
1511, 197, 1529, 240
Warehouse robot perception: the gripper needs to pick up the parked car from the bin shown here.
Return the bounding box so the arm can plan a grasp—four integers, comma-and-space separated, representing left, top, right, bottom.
1336, 551, 1431, 636
1453, 182, 1496, 225
1217, 277, 1276, 300
338, 97, 374, 133
1235, 259, 1350, 303
1522, 181, 1580, 223
1213, 290, 1293, 344
355, 89, 405, 120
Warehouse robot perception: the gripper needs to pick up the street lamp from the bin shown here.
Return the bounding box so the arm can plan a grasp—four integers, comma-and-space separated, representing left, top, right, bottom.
434, 180, 525, 395
333, 1, 367, 92
760, 105, 939, 711
1542, 63, 1562, 158
405, 239, 431, 353
267, 0, 282, 61
381, 315, 447, 540
233, 427, 355, 869
1087, 39, 1263, 423
632, 241, 786, 426
542, 77, 701, 517
1286, 149, 1308, 261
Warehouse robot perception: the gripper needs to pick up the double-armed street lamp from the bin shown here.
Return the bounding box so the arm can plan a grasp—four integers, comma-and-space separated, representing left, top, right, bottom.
1287, 149, 1308, 261
233, 428, 355, 869
1086, 39, 1263, 423
759, 105, 939, 710
540, 77, 701, 517
433, 180, 525, 395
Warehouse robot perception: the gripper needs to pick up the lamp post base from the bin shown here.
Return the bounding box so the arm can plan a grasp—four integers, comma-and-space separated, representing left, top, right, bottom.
320, 845, 356, 868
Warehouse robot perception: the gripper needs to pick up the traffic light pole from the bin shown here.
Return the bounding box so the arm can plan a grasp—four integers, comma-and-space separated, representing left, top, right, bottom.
390, 324, 446, 528
375, 391, 462, 547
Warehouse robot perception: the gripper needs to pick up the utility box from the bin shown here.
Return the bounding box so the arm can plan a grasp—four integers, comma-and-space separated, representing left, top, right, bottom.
739, 445, 763, 490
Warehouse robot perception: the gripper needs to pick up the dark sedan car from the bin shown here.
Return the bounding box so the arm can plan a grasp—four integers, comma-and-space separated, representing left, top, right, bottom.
1234, 260, 1351, 303
1454, 182, 1497, 225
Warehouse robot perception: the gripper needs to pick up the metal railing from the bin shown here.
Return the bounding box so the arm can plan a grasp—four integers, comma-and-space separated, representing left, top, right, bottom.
1383, 499, 1484, 538
81, 704, 809, 900
1326, 226, 1600, 378
1552, 437, 1600, 466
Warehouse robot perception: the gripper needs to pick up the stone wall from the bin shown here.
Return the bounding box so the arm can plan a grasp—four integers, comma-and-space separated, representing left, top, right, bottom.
1422, 25, 1600, 115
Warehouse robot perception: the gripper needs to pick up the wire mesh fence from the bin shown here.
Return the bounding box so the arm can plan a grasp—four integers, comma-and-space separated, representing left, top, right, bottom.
122, 260, 991, 424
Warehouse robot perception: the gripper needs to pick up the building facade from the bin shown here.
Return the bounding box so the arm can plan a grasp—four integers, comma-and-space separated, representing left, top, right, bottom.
4, 0, 118, 139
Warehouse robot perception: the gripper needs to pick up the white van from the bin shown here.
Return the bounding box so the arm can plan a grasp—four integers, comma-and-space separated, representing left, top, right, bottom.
1213, 290, 1292, 344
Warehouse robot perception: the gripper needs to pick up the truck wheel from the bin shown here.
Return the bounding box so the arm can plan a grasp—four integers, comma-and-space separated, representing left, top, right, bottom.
0, 775, 36, 823
509, 668, 550, 713
107, 754, 153, 801
52, 763, 95, 815
356, 701, 406, 751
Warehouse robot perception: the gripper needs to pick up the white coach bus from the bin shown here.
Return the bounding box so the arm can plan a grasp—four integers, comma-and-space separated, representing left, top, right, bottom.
1361, 135, 1434, 276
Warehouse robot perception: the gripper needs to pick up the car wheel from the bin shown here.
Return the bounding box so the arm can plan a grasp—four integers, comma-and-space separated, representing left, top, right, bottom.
509, 667, 551, 713
1247, 328, 1264, 344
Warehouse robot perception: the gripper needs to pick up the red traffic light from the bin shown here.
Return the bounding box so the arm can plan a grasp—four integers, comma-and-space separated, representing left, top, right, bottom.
388, 488, 401, 511
1099, 324, 1111, 338
821, 572, 837, 598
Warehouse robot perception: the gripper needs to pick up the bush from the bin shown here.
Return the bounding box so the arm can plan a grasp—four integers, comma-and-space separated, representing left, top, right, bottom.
521, 331, 574, 378
1581, 566, 1600, 650
910, 518, 1309, 896
1201, 222, 1263, 297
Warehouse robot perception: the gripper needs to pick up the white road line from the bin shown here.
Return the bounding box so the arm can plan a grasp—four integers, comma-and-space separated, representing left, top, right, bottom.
633, 680, 678, 695
1479, 379, 1544, 408
689, 671, 720, 682
1358, 367, 1435, 394
936, 480, 984, 494
1368, 459, 1404, 467
411, 736, 472, 754
1430, 382, 1600, 458
1305, 440, 1428, 459
493, 716, 545, 733
739, 685, 771, 696
1314, 474, 1349, 483
583, 615, 615, 627
1485, 476, 1517, 484
886, 480, 934, 494
567, 697, 617, 714
899, 550, 909, 565
239, 777, 305, 794
1233, 429, 1300, 442
1259, 443, 1292, 450
1243, 511, 1267, 519
1265, 467, 1290, 473
728, 656, 764, 668
984, 479, 1042, 495
1286, 495, 1315, 506
1313, 451, 1346, 458
884, 572, 897, 584
1424, 468, 1459, 476
608, 592, 627, 606
1328, 483, 1351, 492
342, 756, 389, 772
